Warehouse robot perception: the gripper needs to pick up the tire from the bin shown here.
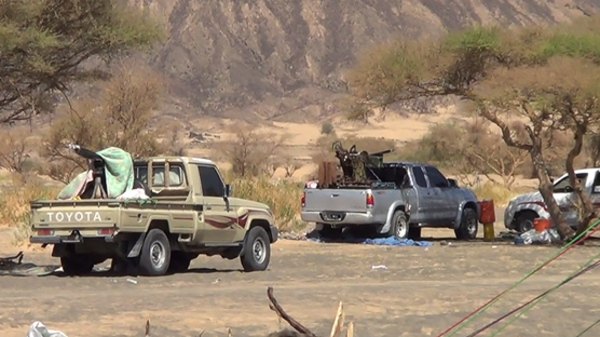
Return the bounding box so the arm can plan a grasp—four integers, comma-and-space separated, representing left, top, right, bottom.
515, 211, 537, 233
455, 207, 479, 240
138, 229, 171, 276
60, 255, 94, 276
390, 210, 409, 240
168, 251, 192, 273
240, 226, 271, 272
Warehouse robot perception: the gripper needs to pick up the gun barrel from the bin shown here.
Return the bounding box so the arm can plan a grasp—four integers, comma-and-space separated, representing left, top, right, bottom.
370, 148, 395, 157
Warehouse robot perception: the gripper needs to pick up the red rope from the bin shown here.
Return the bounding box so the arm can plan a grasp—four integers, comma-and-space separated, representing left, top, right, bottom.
435, 225, 600, 337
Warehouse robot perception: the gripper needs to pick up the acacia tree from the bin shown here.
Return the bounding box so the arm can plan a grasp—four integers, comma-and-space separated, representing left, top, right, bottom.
346, 16, 600, 240
0, 0, 164, 124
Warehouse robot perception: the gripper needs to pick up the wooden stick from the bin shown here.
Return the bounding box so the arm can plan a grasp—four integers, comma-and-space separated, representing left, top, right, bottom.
145, 320, 150, 337
267, 287, 317, 337
329, 302, 344, 337
346, 322, 354, 337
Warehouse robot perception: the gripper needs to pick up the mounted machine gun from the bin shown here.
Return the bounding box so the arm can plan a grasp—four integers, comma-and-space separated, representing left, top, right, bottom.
316, 141, 394, 188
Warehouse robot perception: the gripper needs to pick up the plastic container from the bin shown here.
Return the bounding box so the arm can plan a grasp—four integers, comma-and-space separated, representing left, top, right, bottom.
533, 218, 551, 233
478, 199, 496, 223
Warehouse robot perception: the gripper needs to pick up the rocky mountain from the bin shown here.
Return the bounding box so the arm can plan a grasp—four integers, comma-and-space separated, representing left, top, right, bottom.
130, 0, 600, 122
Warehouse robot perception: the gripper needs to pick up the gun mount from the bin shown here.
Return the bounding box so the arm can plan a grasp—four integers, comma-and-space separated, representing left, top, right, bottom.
67, 144, 108, 199
316, 141, 394, 188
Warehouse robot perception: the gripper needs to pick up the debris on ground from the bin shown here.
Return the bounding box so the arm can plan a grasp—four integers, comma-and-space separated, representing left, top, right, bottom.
371, 265, 388, 270
515, 228, 561, 245
27, 321, 68, 337
0, 252, 60, 277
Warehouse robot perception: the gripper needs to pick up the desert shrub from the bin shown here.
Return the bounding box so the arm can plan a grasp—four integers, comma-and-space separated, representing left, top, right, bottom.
471, 182, 517, 205
0, 175, 60, 245
223, 172, 304, 232
320, 121, 335, 135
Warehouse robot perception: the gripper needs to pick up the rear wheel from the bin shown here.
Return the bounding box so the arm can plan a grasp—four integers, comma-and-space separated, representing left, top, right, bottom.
60, 255, 95, 276
455, 208, 478, 240
515, 211, 537, 233
138, 229, 171, 276
240, 226, 271, 272
390, 210, 409, 240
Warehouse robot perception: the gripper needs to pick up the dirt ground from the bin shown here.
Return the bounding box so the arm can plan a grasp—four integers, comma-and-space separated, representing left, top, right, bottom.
1, 220, 600, 337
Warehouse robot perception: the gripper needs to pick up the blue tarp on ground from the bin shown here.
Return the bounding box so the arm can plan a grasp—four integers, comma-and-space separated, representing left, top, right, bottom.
308, 235, 433, 247
363, 236, 433, 247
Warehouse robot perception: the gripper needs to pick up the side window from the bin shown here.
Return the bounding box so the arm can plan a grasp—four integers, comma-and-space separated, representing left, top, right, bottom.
134, 164, 184, 187
412, 167, 427, 188
593, 172, 600, 194
424, 166, 449, 188
198, 165, 224, 197
554, 173, 588, 193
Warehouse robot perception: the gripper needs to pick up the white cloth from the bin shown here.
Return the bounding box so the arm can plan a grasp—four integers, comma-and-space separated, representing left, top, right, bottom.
116, 188, 149, 201
27, 321, 68, 337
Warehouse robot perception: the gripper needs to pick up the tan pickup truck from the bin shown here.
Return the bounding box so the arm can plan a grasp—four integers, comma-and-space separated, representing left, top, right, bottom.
29, 156, 278, 276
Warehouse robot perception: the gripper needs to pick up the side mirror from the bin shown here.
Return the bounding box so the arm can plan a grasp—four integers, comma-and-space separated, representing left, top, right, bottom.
448, 179, 458, 187
224, 184, 232, 198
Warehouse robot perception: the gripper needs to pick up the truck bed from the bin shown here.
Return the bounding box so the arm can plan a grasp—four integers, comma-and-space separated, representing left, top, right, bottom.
29, 199, 198, 241
301, 186, 400, 226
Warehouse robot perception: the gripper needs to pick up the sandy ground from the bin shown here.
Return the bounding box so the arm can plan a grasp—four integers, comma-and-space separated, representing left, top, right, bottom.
2, 214, 600, 337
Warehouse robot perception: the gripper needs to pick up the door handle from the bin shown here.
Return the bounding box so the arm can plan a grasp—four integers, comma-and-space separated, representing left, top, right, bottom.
206, 206, 212, 210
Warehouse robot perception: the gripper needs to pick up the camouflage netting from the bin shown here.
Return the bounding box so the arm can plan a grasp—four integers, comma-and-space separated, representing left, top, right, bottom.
57, 147, 135, 200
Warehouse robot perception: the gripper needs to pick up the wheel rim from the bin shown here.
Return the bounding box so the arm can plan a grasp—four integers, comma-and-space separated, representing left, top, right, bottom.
520, 220, 534, 232
150, 241, 166, 269
253, 238, 267, 264
395, 216, 408, 238
466, 216, 477, 235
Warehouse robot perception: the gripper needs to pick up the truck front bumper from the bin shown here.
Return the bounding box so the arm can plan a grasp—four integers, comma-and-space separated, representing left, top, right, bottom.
300, 211, 375, 225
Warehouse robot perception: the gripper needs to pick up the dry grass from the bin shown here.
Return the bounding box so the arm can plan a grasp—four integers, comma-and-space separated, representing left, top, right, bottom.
472, 182, 519, 205
0, 174, 60, 245
227, 174, 305, 232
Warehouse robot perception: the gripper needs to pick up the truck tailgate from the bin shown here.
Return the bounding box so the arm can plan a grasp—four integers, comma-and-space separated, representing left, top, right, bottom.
30, 200, 121, 231
303, 188, 369, 213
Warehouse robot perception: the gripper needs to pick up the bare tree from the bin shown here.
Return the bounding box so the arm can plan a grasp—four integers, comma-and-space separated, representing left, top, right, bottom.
221, 124, 286, 177
0, 128, 31, 173
41, 60, 167, 183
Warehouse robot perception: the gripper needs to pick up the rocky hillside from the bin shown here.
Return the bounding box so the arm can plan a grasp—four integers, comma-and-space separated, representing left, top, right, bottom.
130, 0, 600, 122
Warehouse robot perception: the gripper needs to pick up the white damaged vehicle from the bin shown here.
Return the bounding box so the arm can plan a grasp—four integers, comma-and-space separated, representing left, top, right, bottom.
503, 168, 600, 233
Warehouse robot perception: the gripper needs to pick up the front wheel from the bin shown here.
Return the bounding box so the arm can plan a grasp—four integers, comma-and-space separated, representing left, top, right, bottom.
240, 226, 271, 272
138, 229, 171, 276
455, 208, 478, 240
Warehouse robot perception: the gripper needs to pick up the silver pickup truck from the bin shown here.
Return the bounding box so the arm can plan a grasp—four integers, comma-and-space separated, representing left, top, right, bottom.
301, 161, 481, 240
